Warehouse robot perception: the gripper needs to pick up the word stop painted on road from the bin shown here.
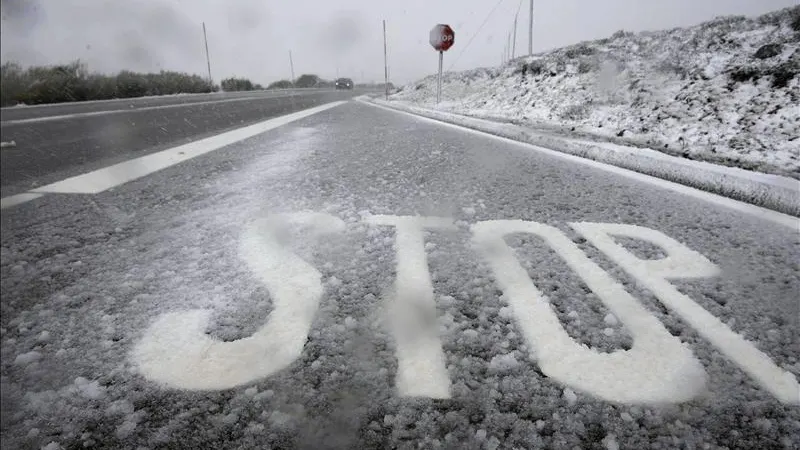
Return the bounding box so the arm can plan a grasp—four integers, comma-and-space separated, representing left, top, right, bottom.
132, 213, 800, 405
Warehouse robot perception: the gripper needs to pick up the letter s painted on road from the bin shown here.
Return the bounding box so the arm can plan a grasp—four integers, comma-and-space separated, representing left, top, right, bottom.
131, 212, 345, 390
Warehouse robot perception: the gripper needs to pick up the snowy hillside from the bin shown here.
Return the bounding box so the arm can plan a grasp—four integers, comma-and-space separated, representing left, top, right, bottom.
393, 7, 800, 177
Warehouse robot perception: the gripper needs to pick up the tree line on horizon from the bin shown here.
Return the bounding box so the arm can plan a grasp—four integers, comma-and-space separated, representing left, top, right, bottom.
0, 60, 384, 106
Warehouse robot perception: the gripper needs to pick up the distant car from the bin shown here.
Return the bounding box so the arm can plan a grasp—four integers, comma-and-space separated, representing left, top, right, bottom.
335, 78, 354, 90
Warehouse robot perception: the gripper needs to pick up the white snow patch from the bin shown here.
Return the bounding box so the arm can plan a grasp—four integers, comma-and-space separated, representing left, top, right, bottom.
104, 399, 134, 417
41, 442, 62, 450
462, 329, 479, 339
563, 388, 578, 405
603, 433, 620, 450
488, 353, 520, 372
268, 411, 293, 428
14, 351, 42, 365
115, 419, 138, 440
327, 276, 342, 288
253, 390, 274, 401
438, 295, 455, 307
244, 387, 258, 397
73, 377, 106, 400
603, 313, 619, 326
498, 307, 514, 320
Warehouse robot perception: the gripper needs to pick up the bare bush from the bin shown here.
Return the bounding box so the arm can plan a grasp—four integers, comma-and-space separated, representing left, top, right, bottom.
0, 60, 214, 106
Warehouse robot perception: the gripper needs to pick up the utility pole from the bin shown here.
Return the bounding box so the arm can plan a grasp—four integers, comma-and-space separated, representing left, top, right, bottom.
512, 0, 522, 59
202, 22, 212, 85
528, 0, 534, 56
383, 20, 389, 99
288, 50, 295, 85
507, 31, 512, 62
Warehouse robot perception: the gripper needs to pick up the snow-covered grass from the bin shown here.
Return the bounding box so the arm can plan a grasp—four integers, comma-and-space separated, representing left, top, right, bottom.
393, 6, 800, 178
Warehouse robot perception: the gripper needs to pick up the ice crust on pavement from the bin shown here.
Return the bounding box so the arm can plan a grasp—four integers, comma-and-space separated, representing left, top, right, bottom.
2, 104, 799, 449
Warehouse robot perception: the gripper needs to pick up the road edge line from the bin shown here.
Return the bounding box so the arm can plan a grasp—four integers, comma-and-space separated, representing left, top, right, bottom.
358, 97, 800, 231
1, 101, 346, 209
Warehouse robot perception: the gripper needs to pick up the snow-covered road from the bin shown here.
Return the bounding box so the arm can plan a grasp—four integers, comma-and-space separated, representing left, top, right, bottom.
1, 100, 798, 449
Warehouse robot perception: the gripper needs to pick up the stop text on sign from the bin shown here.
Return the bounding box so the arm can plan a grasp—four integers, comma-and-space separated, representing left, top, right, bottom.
430, 24, 455, 52
132, 213, 799, 405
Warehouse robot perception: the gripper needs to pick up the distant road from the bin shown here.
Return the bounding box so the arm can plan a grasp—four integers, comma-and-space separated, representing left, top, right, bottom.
0, 88, 335, 123
0, 89, 365, 196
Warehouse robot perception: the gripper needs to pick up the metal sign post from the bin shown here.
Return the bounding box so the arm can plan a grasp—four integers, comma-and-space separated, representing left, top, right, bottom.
429, 24, 455, 105
383, 20, 389, 100
437, 51, 443, 104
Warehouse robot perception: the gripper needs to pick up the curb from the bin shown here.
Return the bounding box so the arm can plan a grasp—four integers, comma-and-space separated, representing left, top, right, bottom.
362, 97, 800, 218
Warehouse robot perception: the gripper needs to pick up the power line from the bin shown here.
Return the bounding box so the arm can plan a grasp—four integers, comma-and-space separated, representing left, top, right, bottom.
448, 0, 507, 71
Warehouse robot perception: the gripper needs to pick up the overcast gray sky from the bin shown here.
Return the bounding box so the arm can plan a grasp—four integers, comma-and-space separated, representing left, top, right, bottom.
1, 0, 796, 85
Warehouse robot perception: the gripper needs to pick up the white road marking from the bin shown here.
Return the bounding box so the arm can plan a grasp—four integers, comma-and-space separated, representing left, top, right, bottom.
25, 101, 345, 195
0, 140, 16, 148
0, 92, 313, 125
367, 215, 455, 399
360, 99, 800, 231
472, 220, 707, 404
573, 222, 800, 404
0, 88, 331, 111
132, 212, 345, 390
129, 209, 794, 404
0, 193, 44, 209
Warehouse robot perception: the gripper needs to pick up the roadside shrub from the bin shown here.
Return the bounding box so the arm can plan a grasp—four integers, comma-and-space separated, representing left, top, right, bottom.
267, 80, 293, 89
559, 103, 589, 121
611, 30, 633, 40
294, 74, 320, 88
729, 67, 760, 83
221, 77, 255, 91
771, 63, 797, 88
754, 43, 782, 59
564, 44, 596, 59
791, 8, 800, 32
0, 60, 214, 106
577, 58, 599, 74
115, 71, 149, 98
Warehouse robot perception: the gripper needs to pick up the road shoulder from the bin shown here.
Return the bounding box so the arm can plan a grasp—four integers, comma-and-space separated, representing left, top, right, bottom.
361, 97, 800, 218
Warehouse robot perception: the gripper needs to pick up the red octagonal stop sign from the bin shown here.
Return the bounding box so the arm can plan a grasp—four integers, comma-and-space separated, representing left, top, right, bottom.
429, 24, 455, 52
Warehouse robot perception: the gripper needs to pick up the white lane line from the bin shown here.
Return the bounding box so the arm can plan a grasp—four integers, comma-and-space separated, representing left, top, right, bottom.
28, 101, 345, 195
0, 92, 311, 125
360, 100, 800, 231
0, 193, 44, 209
0, 88, 331, 111
0, 101, 345, 209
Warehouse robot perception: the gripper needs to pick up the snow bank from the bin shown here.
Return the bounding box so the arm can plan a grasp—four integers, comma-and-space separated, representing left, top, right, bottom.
392, 6, 800, 178
364, 98, 800, 216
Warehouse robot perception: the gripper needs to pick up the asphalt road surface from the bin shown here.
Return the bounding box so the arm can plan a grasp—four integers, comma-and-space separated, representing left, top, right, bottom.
1, 97, 798, 450
0, 89, 362, 197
